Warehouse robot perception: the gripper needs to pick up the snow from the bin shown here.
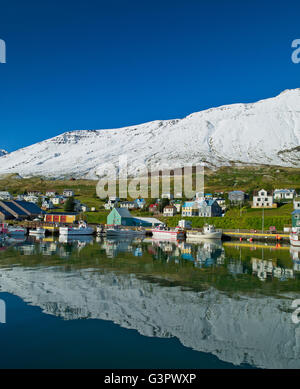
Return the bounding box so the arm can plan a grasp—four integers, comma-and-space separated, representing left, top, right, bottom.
1, 89, 300, 179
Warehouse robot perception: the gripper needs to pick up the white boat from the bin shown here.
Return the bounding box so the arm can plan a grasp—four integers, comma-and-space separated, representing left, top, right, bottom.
290, 228, 300, 246
106, 225, 146, 237
59, 221, 94, 236
7, 226, 27, 236
151, 224, 185, 241
29, 227, 46, 236
186, 225, 222, 240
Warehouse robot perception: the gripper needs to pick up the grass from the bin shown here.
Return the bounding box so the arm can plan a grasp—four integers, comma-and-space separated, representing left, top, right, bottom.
0, 165, 299, 229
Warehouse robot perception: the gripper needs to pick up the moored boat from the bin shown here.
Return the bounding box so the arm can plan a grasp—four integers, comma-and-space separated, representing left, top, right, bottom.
106, 225, 146, 237
29, 227, 46, 236
186, 224, 222, 240
59, 221, 94, 236
151, 224, 185, 241
290, 227, 300, 246
7, 225, 27, 236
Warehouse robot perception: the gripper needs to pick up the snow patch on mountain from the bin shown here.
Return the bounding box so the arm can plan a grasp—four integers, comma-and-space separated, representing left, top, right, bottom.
1, 89, 300, 179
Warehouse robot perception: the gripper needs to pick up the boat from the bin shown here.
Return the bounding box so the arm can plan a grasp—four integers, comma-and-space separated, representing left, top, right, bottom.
186, 224, 222, 240
106, 225, 146, 237
29, 227, 46, 236
151, 224, 185, 241
7, 225, 27, 236
59, 221, 94, 236
290, 227, 300, 246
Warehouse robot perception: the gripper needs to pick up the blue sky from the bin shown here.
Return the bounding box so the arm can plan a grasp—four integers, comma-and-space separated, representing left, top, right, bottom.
0, 0, 300, 152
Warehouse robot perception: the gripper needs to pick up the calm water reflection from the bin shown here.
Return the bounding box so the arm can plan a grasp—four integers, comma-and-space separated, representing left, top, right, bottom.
0, 235, 300, 369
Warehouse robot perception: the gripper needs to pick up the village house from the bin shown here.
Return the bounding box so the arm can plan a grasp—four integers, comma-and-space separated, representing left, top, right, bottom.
119, 201, 136, 210
273, 189, 296, 201
27, 191, 41, 197
104, 196, 120, 210
0, 191, 13, 200
63, 189, 75, 198
134, 198, 146, 209
228, 190, 245, 203
252, 189, 277, 208
107, 207, 161, 227
181, 201, 199, 217
294, 197, 300, 210
44, 212, 78, 224
197, 199, 222, 217
163, 205, 177, 217
214, 198, 226, 210
75, 203, 90, 213
23, 195, 39, 204
42, 200, 55, 210
182, 199, 222, 217
50, 196, 65, 206
149, 203, 159, 214
45, 190, 57, 197
173, 200, 182, 213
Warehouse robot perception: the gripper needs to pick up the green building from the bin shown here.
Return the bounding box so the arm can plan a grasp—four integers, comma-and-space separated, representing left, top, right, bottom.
107, 207, 161, 227
292, 210, 300, 228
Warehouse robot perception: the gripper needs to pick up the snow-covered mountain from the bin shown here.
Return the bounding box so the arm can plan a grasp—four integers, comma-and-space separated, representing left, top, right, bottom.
0, 149, 8, 157
1, 89, 300, 179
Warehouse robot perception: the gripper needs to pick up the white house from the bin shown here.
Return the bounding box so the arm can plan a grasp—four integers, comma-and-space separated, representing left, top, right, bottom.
24, 195, 39, 204
119, 201, 136, 210
252, 189, 276, 208
104, 196, 120, 210
50, 196, 65, 206
273, 189, 295, 200
0, 191, 13, 200
294, 198, 300, 210
163, 205, 177, 217
42, 200, 54, 210
46, 190, 57, 197
63, 189, 75, 197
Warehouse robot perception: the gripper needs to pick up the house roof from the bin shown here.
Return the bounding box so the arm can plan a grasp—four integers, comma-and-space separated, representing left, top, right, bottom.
183, 201, 195, 207
253, 189, 273, 196
133, 216, 161, 224
0, 206, 13, 217
15, 200, 44, 214
1, 201, 28, 216
114, 207, 132, 218
228, 190, 245, 194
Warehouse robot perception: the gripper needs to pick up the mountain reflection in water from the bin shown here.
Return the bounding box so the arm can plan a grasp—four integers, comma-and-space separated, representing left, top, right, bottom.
0, 235, 300, 369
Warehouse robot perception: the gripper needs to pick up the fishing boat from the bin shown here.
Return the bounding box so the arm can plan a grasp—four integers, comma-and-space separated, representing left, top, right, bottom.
7, 225, 27, 236
151, 224, 185, 241
290, 227, 300, 247
106, 225, 145, 237
59, 220, 94, 236
186, 224, 222, 240
29, 227, 46, 236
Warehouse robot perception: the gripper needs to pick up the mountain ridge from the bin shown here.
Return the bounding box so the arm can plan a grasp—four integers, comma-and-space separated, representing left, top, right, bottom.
1, 89, 300, 179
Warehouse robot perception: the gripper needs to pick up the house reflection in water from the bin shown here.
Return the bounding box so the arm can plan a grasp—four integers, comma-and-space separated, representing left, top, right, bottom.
251, 258, 294, 281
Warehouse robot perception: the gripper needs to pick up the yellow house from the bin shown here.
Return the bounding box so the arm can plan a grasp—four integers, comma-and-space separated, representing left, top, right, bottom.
44, 212, 78, 224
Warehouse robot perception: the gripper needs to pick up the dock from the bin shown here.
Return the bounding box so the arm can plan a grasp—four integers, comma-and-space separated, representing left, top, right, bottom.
222, 229, 290, 242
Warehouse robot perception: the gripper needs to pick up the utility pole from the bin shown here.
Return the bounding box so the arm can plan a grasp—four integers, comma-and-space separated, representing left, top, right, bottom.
262, 206, 264, 234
